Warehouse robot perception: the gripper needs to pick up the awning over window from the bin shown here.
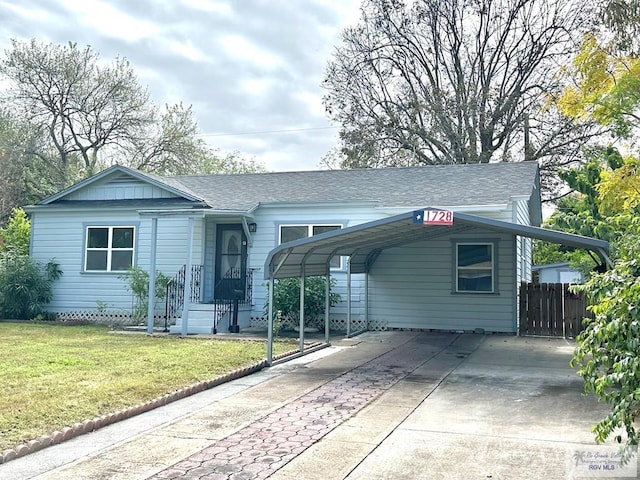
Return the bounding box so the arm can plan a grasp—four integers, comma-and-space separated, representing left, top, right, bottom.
264, 210, 610, 280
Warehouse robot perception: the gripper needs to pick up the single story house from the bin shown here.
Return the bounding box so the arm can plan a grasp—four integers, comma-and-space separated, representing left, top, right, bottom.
25, 162, 609, 343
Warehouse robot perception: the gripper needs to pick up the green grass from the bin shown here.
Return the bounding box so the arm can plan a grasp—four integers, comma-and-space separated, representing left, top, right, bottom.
0, 323, 294, 451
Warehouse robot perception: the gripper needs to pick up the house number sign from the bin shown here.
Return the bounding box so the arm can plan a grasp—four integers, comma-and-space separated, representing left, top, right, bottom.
413, 210, 454, 226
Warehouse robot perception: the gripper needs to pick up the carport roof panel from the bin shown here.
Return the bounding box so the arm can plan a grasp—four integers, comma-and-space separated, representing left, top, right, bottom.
264, 210, 610, 279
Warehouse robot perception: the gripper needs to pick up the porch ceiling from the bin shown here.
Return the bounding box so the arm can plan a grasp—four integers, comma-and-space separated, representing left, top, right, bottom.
264, 210, 611, 280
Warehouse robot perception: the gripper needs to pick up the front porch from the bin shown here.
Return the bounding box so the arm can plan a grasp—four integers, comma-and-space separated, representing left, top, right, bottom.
165, 265, 255, 335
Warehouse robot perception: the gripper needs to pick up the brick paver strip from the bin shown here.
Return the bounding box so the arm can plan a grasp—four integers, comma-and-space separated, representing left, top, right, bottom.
148, 335, 453, 480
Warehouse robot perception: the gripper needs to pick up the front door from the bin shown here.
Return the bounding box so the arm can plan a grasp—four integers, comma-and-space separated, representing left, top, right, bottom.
214, 224, 247, 301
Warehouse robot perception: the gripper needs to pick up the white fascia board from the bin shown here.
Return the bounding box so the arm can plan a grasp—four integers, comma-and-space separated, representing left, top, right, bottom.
256, 200, 380, 209
137, 209, 253, 218
377, 204, 509, 216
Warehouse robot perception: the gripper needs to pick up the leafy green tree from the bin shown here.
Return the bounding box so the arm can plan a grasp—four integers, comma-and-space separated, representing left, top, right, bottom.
265, 277, 341, 326
549, 17, 640, 451
601, 0, 640, 53
532, 149, 620, 271
571, 217, 640, 448
0, 208, 30, 255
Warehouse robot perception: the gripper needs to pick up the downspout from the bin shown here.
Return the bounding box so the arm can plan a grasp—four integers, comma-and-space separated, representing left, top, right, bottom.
241, 217, 253, 247
146, 216, 158, 334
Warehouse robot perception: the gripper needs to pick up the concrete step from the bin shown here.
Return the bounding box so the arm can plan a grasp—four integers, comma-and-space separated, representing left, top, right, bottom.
169, 303, 251, 334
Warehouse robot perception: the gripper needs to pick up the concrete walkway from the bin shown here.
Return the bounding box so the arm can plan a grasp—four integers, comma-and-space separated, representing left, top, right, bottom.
0, 331, 632, 479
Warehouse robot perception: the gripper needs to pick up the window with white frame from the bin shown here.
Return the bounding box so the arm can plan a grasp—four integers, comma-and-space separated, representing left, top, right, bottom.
279, 224, 342, 268
456, 243, 494, 293
85, 226, 135, 272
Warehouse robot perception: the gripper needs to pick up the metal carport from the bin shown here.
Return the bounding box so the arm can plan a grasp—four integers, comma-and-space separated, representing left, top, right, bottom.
263, 209, 611, 365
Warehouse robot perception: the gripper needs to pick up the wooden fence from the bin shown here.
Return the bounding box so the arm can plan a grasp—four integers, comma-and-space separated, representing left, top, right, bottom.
518, 282, 591, 337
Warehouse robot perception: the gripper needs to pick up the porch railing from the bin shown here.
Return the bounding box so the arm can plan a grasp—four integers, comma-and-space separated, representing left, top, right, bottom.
164, 266, 254, 332
165, 265, 203, 320
212, 268, 254, 334
213, 267, 254, 304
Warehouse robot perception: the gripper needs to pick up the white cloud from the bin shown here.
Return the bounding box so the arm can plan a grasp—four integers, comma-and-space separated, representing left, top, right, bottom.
0, 0, 362, 171
59, 0, 162, 43
218, 34, 284, 70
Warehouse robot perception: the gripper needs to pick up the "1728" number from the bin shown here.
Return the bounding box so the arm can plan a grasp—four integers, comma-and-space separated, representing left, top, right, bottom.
423, 210, 453, 225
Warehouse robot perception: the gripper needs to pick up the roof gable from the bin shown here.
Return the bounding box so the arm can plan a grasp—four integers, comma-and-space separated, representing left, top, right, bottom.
37, 165, 204, 205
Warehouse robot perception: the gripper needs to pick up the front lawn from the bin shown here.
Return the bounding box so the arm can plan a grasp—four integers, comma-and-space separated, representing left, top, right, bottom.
0, 323, 293, 451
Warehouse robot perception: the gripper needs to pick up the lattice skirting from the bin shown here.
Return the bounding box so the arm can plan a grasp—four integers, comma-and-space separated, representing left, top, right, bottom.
250, 316, 388, 333
54, 311, 168, 326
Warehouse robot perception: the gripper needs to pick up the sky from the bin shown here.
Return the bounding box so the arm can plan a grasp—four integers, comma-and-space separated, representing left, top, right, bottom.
0, 0, 362, 172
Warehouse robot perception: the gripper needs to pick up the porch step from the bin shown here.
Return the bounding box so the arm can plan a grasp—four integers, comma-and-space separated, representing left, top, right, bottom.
168, 303, 251, 335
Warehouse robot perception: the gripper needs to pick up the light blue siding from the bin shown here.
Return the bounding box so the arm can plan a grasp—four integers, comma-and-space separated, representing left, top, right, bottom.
248, 204, 379, 319
64, 176, 179, 201
30, 209, 202, 313
514, 199, 533, 283
368, 230, 516, 332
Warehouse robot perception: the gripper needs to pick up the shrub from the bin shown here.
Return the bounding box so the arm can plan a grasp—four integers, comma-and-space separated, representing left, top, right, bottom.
0, 252, 62, 319
265, 276, 341, 326
119, 267, 171, 324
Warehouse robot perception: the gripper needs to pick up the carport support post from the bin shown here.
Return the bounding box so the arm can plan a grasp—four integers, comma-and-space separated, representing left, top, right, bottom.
267, 279, 273, 366
146, 216, 158, 334
299, 266, 305, 353
364, 271, 369, 326
346, 258, 351, 337
181, 217, 194, 336
324, 261, 330, 344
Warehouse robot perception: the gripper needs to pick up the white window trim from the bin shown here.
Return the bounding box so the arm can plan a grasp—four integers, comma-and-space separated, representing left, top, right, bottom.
278, 223, 343, 269
84, 226, 136, 272
455, 241, 495, 294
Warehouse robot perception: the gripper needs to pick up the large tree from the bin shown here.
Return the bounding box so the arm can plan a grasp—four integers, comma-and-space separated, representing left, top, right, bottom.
323, 0, 602, 181
0, 110, 63, 223
0, 40, 210, 180
0, 40, 265, 218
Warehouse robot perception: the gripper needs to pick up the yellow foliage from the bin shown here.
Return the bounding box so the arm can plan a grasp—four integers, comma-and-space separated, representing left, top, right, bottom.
558, 33, 640, 127
597, 157, 640, 215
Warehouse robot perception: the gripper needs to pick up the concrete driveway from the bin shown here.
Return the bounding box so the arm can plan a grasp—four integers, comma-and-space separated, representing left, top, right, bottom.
0, 331, 634, 479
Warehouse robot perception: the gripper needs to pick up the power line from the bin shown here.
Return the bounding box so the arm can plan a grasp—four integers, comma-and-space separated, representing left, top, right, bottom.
196, 126, 339, 138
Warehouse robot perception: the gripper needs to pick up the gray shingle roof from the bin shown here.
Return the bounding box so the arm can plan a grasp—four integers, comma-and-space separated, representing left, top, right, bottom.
170, 162, 539, 211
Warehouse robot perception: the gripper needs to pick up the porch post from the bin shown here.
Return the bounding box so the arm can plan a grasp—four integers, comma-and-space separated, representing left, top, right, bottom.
346, 257, 352, 337
267, 279, 274, 366
146, 216, 158, 334
181, 216, 194, 336
299, 265, 305, 353
325, 261, 330, 344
